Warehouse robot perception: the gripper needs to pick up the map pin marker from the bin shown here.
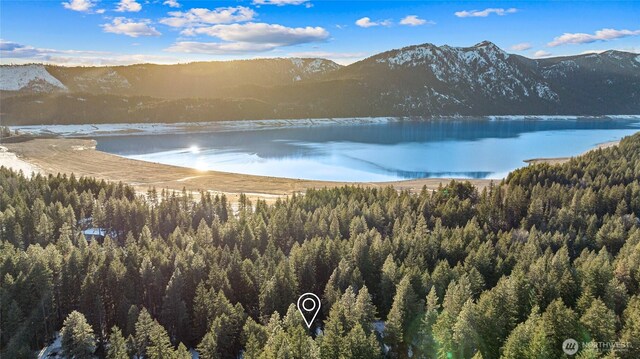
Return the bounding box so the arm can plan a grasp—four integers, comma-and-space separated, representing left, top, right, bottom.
297, 292, 321, 328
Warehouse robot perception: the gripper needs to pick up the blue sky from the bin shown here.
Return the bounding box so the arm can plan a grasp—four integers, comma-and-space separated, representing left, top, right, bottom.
1, 0, 639, 65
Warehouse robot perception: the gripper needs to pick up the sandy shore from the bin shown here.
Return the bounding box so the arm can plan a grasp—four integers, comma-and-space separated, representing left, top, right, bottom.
0, 145, 41, 177
0, 137, 493, 201
524, 140, 620, 165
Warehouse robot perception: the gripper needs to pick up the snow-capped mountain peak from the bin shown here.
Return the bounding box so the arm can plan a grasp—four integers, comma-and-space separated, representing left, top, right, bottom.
0, 64, 67, 92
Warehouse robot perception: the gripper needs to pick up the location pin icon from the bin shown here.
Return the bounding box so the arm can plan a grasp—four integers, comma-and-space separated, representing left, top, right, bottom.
297, 293, 321, 328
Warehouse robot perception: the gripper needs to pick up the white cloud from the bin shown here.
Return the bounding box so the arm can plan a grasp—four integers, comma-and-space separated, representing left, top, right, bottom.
183, 22, 329, 45
355, 17, 392, 28
253, 0, 310, 5
399, 15, 432, 26
115, 0, 142, 12
42, 54, 181, 66
533, 50, 552, 58
0, 39, 181, 66
455, 8, 517, 18
166, 23, 329, 54
163, 0, 180, 8
1, 39, 108, 58
160, 7, 255, 28
102, 18, 161, 37
165, 41, 277, 54
62, 0, 97, 12
511, 42, 532, 51
548, 28, 640, 47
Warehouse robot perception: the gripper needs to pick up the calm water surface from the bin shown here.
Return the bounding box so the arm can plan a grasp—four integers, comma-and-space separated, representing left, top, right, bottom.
95, 118, 640, 182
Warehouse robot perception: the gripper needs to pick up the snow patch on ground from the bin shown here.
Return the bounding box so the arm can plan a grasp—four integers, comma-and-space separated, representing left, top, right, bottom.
373, 320, 385, 335
37, 333, 62, 359
10, 118, 397, 137
0, 64, 67, 91
0, 146, 41, 177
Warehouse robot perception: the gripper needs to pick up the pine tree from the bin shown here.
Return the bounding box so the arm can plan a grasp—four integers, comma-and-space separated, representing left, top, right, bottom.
537, 299, 581, 358
198, 328, 220, 359
354, 285, 377, 332
175, 343, 191, 359
452, 299, 479, 358
319, 306, 346, 359
241, 317, 267, 359
134, 308, 155, 358
107, 326, 129, 359
146, 322, 174, 359
379, 254, 399, 317
580, 298, 616, 342
160, 267, 188, 343
502, 307, 542, 359
282, 305, 319, 358
619, 295, 640, 359
384, 275, 421, 358
345, 324, 382, 359
61, 311, 96, 359
416, 286, 439, 358
432, 310, 456, 359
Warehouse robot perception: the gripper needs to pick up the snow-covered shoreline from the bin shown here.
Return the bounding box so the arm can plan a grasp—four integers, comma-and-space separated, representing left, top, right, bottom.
0, 145, 41, 176
9, 115, 640, 138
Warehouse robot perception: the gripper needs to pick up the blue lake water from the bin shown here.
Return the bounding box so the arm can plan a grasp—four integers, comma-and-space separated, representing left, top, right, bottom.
95, 118, 640, 182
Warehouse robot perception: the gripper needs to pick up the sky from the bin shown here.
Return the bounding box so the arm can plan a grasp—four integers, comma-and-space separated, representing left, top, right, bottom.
1, 0, 639, 66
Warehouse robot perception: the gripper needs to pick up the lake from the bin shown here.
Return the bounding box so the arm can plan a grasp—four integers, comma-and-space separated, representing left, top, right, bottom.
93, 117, 640, 182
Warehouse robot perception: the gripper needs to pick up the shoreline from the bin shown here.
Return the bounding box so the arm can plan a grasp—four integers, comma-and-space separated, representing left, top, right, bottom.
0, 135, 625, 201
523, 140, 620, 165
9, 115, 640, 138
0, 137, 493, 202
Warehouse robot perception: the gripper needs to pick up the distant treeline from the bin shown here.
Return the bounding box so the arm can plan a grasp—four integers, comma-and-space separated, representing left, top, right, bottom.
1, 133, 640, 358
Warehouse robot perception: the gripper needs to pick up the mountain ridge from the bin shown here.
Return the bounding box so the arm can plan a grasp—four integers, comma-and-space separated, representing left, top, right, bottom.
1, 41, 639, 125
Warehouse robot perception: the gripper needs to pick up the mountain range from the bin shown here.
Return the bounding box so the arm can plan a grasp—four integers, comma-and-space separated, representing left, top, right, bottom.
1, 41, 639, 125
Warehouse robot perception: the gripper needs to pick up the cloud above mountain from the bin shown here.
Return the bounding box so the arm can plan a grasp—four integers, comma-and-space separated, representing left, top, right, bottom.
355, 17, 392, 28
166, 22, 329, 54
182, 22, 328, 43
511, 43, 532, 51
533, 50, 552, 58
548, 28, 640, 47
455, 8, 517, 18
160, 6, 256, 28
102, 18, 161, 37
0, 39, 178, 65
400, 15, 433, 26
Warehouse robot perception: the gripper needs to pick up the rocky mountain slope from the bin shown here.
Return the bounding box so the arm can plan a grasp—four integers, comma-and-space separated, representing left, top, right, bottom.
0, 64, 67, 93
1, 42, 639, 125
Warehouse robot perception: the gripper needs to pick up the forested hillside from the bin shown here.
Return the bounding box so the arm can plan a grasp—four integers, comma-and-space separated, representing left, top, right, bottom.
2, 133, 640, 358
